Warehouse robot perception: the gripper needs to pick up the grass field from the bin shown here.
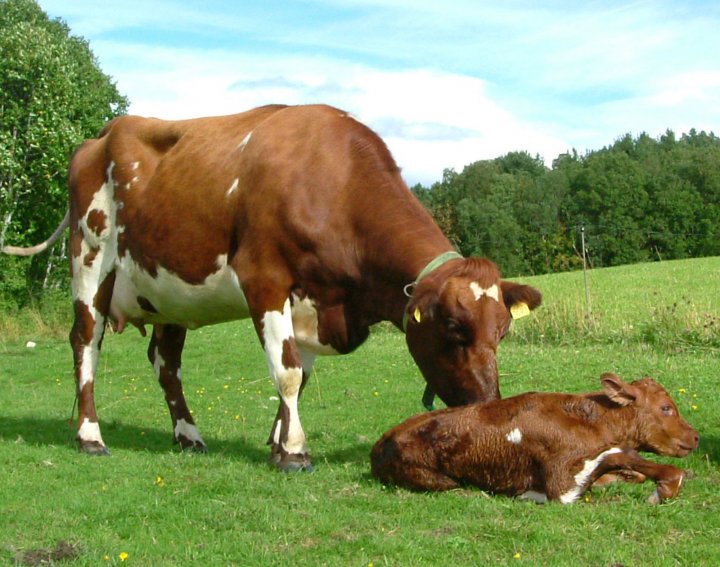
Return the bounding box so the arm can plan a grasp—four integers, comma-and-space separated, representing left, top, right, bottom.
1, 257, 718, 566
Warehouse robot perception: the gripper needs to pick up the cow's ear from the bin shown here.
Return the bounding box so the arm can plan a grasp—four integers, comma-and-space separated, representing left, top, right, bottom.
405, 287, 439, 326
500, 281, 542, 319
601, 372, 637, 406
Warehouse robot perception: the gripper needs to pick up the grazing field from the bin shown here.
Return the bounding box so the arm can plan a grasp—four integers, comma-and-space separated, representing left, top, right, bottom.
1, 257, 718, 566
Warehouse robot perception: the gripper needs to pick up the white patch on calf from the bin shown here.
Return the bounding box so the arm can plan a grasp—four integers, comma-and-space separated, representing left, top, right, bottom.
506, 428, 523, 444
559, 447, 623, 504
470, 282, 499, 302
174, 418, 205, 446
78, 417, 105, 445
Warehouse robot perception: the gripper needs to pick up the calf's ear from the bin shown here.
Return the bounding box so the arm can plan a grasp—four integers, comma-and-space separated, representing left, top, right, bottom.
601, 372, 638, 406
500, 281, 542, 319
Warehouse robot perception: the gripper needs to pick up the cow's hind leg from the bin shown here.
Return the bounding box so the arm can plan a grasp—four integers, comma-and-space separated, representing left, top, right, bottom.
148, 324, 207, 452
70, 274, 114, 455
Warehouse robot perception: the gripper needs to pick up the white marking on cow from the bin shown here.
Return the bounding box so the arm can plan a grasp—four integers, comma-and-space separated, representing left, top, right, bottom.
518, 490, 548, 504
262, 300, 307, 455
238, 131, 253, 152
559, 447, 623, 504
109, 251, 250, 331
290, 293, 340, 355
153, 348, 165, 377
78, 417, 105, 445
78, 345, 96, 392
72, 162, 119, 317
506, 428, 522, 444
226, 178, 239, 197
174, 418, 205, 445
470, 282, 499, 302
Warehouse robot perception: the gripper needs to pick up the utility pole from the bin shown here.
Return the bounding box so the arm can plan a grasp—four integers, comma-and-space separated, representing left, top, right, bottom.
581, 224, 591, 323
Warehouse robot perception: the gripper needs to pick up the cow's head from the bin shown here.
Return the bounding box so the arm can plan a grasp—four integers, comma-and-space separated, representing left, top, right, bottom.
405, 257, 541, 406
601, 373, 699, 457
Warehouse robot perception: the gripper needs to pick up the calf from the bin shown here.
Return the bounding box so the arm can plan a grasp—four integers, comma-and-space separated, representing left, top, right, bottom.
371, 373, 698, 504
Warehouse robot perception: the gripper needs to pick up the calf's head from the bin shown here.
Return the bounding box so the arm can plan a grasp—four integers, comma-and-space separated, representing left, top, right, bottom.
405, 257, 541, 406
601, 372, 699, 457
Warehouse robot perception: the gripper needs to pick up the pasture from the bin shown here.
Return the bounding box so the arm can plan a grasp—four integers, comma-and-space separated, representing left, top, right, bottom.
1, 257, 718, 566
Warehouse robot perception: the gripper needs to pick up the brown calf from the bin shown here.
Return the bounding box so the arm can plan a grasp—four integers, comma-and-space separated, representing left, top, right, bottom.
371, 373, 698, 503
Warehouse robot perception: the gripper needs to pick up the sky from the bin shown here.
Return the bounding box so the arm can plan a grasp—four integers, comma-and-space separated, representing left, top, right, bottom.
38, 0, 720, 186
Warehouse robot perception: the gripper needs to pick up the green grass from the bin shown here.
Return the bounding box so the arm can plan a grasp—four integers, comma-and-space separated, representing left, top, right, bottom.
508, 256, 720, 350
1, 257, 719, 566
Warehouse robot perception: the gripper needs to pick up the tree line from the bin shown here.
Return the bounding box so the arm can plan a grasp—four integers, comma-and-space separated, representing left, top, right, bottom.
0, 0, 127, 306
1, 0, 719, 308
412, 130, 720, 277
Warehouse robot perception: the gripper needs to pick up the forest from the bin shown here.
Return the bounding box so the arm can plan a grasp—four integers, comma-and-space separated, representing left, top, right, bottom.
1, 0, 719, 308
411, 131, 720, 277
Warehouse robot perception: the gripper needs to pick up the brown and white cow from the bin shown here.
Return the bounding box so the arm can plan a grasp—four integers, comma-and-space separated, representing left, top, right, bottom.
3, 104, 541, 471
371, 373, 698, 503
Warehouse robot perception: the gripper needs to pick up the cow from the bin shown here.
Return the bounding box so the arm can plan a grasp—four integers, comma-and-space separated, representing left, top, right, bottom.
371, 372, 698, 503
3, 104, 542, 471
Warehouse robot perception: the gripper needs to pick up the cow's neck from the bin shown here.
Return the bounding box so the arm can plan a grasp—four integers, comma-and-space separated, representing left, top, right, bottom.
352, 188, 456, 329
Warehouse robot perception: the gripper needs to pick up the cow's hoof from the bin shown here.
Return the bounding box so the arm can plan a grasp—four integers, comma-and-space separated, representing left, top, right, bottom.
175, 434, 208, 453
79, 441, 110, 456
270, 450, 314, 473
178, 441, 208, 454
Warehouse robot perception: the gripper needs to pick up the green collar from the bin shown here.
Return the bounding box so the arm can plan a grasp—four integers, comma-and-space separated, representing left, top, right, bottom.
402, 250, 463, 331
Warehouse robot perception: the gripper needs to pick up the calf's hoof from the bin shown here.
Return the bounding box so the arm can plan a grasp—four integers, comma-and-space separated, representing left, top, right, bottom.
648, 471, 685, 504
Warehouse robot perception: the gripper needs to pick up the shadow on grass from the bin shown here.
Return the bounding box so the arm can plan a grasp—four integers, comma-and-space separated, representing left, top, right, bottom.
698, 435, 720, 465
0, 416, 373, 468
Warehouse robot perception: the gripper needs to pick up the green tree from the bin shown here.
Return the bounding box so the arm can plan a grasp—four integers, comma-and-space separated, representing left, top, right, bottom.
0, 0, 127, 305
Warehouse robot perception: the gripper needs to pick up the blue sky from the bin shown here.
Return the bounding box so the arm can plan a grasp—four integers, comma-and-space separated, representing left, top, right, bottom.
39, 0, 720, 185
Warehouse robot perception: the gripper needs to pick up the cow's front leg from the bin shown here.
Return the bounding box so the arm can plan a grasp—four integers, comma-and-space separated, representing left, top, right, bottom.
260, 298, 313, 472
148, 324, 207, 452
268, 350, 315, 469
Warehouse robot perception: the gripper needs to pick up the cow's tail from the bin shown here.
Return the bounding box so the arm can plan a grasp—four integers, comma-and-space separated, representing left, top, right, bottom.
2, 210, 70, 256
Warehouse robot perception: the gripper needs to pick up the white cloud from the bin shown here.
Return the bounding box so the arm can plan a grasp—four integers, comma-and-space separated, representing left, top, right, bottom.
93, 42, 566, 184
38, 0, 720, 184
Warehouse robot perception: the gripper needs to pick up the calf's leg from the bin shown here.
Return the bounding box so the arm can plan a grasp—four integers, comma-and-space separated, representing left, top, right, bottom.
589, 449, 686, 504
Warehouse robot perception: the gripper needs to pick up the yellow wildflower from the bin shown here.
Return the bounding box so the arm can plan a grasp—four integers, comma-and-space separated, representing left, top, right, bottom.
119, 552, 129, 561
514, 552, 521, 559
155, 475, 165, 487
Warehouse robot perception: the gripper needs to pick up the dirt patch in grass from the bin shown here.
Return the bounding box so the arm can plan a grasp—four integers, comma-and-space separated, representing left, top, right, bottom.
15, 540, 80, 565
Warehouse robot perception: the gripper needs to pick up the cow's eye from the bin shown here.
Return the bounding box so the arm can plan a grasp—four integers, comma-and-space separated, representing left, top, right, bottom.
661, 405, 674, 416
445, 318, 470, 345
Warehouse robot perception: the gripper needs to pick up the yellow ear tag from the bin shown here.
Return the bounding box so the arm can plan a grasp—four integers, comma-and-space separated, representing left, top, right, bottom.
413, 307, 422, 323
510, 302, 530, 320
